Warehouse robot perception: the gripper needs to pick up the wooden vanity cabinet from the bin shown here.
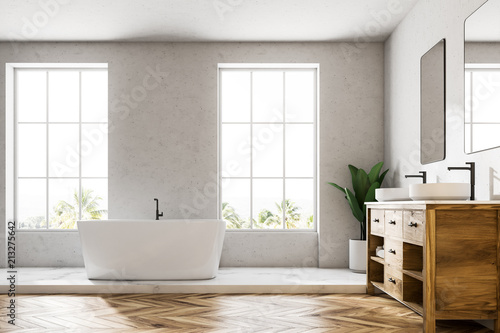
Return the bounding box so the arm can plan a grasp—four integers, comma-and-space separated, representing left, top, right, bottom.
366, 202, 500, 333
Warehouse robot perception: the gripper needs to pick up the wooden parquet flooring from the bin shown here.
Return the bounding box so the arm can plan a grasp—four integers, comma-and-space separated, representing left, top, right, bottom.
0, 293, 492, 332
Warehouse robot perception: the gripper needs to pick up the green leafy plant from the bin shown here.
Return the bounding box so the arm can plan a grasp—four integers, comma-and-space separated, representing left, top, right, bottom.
329, 162, 389, 240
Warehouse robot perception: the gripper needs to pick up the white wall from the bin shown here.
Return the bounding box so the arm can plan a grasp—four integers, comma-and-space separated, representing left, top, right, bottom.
0, 42, 384, 268
384, 0, 498, 195
385, 3, 495, 329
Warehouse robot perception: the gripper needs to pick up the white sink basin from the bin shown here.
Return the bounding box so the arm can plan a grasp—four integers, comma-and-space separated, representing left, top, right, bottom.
409, 183, 470, 201
375, 188, 410, 201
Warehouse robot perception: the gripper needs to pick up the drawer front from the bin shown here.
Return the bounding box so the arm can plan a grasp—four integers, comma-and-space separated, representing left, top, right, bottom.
385, 210, 403, 238
370, 209, 384, 235
403, 210, 425, 245
384, 266, 403, 300
385, 238, 403, 269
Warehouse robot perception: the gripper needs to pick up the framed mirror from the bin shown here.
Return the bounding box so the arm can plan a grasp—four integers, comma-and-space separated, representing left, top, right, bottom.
421, 39, 446, 164
464, 0, 500, 154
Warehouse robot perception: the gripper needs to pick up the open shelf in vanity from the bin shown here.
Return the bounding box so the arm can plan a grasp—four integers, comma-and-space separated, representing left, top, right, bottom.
366, 201, 500, 333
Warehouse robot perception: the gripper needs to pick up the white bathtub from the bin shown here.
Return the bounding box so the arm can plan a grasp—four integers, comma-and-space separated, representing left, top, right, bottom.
77, 219, 226, 280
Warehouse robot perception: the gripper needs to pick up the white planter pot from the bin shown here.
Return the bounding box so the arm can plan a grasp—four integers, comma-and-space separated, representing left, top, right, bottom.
349, 239, 367, 273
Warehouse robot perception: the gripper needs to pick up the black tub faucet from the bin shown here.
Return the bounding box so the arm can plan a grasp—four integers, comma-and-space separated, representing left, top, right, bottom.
447, 162, 475, 201
405, 171, 427, 184
154, 198, 163, 220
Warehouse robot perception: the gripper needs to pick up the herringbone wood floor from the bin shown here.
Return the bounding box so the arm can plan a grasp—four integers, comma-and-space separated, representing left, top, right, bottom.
0, 293, 492, 332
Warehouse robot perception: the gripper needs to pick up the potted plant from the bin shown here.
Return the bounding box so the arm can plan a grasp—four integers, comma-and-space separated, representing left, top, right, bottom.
329, 162, 388, 273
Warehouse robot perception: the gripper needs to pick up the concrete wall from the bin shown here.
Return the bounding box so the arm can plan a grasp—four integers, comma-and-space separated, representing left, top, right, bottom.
1, 42, 384, 267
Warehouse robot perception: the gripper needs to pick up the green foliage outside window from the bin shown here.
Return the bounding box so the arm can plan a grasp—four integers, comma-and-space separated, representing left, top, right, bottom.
223, 199, 313, 230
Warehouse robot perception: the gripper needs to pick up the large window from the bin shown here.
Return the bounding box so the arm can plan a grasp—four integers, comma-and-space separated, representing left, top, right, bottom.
14, 66, 108, 230
218, 64, 318, 230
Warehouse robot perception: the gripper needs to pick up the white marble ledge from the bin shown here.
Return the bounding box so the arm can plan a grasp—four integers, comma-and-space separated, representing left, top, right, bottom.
367, 200, 500, 205
0, 267, 366, 294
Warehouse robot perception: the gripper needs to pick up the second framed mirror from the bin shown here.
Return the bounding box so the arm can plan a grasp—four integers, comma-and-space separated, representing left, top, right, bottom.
464, 0, 500, 154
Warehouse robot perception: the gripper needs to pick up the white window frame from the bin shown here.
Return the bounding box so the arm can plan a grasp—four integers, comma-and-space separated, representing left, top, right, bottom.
217, 63, 319, 232
465, 63, 500, 154
7, 63, 108, 232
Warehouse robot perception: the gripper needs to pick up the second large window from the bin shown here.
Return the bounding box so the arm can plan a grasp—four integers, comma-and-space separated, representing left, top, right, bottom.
219, 65, 318, 230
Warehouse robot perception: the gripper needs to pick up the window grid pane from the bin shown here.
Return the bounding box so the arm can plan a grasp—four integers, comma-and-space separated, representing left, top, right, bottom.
252, 124, 283, 177
17, 179, 46, 229
48, 124, 80, 177
17, 124, 47, 177
15, 68, 108, 230
220, 71, 251, 123
219, 67, 317, 230
16, 70, 47, 123
48, 71, 80, 122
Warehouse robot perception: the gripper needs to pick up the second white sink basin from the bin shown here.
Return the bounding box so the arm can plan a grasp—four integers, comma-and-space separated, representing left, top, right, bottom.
409, 183, 470, 201
375, 188, 410, 201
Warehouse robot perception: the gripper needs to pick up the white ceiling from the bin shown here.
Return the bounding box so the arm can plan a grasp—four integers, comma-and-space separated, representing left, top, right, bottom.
0, 0, 419, 42
465, 0, 500, 42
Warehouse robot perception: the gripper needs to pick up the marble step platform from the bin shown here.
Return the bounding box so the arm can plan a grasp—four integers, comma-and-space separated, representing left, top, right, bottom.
1, 267, 366, 294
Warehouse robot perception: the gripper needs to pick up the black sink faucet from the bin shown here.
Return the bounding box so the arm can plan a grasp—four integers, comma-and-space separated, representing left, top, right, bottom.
154, 198, 163, 220
405, 171, 427, 184
447, 162, 475, 201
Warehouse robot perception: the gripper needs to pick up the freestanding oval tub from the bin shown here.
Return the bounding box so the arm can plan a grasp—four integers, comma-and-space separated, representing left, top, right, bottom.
77, 219, 226, 280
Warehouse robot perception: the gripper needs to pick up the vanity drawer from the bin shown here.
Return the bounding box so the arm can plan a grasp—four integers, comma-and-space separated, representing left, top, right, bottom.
385, 210, 403, 238
370, 210, 384, 235
384, 266, 403, 300
385, 238, 403, 269
403, 210, 425, 245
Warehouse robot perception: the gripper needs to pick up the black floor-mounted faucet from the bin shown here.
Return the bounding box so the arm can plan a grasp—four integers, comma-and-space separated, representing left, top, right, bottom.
405, 171, 427, 184
154, 198, 163, 220
447, 162, 475, 201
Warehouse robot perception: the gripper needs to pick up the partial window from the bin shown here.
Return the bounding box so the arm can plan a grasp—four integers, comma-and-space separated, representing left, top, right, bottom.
15, 67, 108, 229
219, 64, 318, 230
465, 64, 500, 153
